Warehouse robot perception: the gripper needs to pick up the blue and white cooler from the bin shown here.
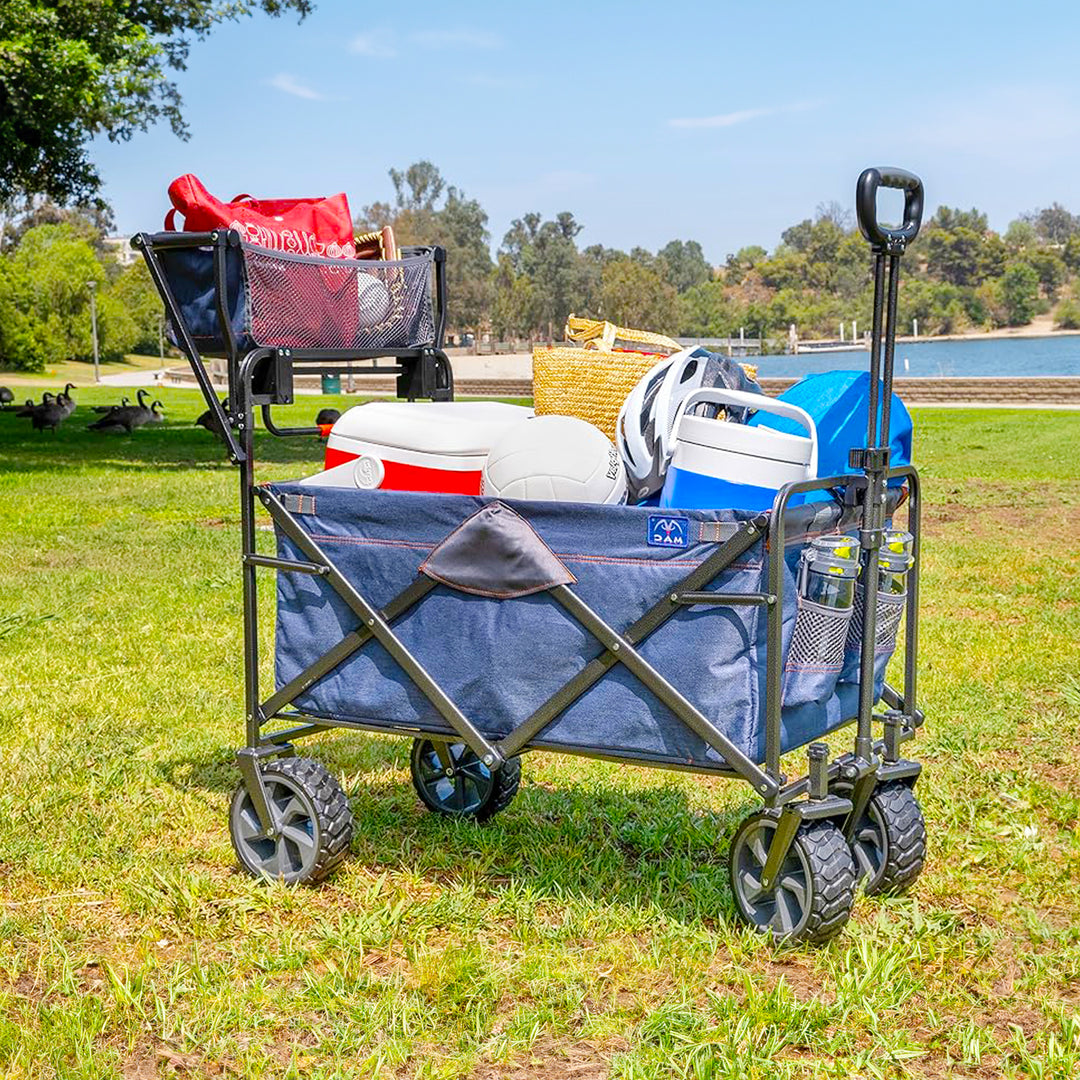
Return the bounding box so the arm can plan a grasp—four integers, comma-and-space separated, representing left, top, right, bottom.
659, 389, 818, 512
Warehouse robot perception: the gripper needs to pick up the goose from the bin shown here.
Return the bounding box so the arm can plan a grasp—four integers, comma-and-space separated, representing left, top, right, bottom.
15, 392, 53, 418
0, 387, 13, 409
89, 410, 135, 434
30, 397, 67, 433
57, 383, 76, 418
89, 389, 155, 435
196, 398, 230, 444
127, 390, 157, 431
146, 400, 165, 424
92, 396, 130, 414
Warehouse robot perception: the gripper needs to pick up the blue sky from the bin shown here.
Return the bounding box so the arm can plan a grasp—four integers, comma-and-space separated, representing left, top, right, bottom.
94, 0, 1080, 263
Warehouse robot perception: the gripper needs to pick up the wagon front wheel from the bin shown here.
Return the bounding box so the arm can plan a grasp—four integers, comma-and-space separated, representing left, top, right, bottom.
729, 814, 856, 944
229, 756, 353, 884
410, 738, 520, 821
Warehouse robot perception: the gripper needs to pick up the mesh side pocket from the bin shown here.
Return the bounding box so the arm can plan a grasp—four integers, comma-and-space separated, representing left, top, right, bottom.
242, 245, 435, 350
846, 585, 906, 655
838, 586, 906, 698
782, 598, 853, 707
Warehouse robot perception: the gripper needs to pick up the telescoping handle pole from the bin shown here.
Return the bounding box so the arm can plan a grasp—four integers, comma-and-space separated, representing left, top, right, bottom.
851, 166, 924, 763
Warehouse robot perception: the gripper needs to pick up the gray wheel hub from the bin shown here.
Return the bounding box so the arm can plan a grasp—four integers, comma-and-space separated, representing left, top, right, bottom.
731, 816, 812, 938
231, 774, 319, 881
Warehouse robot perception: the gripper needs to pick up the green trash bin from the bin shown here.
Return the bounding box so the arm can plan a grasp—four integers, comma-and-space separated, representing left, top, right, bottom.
321, 374, 341, 395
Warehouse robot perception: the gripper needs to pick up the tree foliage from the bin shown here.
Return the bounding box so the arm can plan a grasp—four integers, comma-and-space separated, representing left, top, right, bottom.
0, 0, 311, 206
599, 258, 677, 332
0, 223, 147, 370
358, 162, 493, 333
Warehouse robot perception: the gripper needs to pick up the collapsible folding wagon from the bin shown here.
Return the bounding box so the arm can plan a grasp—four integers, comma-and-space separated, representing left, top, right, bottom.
135, 167, 928, 944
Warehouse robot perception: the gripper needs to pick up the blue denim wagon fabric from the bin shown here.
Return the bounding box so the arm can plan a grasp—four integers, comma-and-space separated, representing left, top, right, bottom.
269, 484, 873, 767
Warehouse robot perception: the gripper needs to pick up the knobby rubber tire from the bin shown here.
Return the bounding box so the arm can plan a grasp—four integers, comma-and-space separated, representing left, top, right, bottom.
230, 756, 353, 884
729, 814, 856, 945
865, 781, 926, 896
410, 738, 521, 822
477, 755, 522, 822
795, 820, 858, 943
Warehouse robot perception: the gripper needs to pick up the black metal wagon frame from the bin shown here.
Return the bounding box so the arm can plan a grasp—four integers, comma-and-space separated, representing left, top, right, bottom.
134, 166, 928, 943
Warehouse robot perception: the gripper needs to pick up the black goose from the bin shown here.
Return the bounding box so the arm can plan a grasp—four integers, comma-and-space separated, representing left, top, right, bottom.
57, 383, 76, 418
0, 387, 13, 409
92, 396, 130, 414
89, 389, 153, 434
30, 397, 67, 433
196, 398, 230, 444
146, 400, 165, 423
16, 392, 53, 418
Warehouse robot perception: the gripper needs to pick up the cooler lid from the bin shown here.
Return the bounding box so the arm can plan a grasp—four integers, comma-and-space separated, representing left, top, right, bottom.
676, 413, 814, 466
328, 401, 533, 457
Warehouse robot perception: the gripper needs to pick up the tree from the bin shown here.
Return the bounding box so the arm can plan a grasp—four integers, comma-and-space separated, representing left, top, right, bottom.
780, 219, 814, 253
501, 212, 589, 336
1030, 203, 1079, 244
0, 1, 312, 206
0, 223, 137, 370
599, 258, 677, 332
358, 162, 493, 335
2, 197, 114, 252
677, 281, 737, 337
1064, 235, 1080, 273
657, 239, 711, 293
1004, 219, 1038, 250
930, 207, 989, 234
491, 254, 539, 340
924, 226, 986, 287
1000, 262, 1040, 325
725, 246, 767, 278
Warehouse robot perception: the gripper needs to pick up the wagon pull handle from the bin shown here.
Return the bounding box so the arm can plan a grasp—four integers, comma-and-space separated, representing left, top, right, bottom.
856, 167, 924, 252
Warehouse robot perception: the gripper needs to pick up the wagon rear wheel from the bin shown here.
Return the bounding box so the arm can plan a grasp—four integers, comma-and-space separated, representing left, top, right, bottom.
842, 781, 927, 896
410, 738, 520, 822
229, 757, 353, 884
729, 813, 856, 944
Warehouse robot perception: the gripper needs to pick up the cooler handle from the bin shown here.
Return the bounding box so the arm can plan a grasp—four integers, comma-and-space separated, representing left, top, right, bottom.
673, 388, 818, 479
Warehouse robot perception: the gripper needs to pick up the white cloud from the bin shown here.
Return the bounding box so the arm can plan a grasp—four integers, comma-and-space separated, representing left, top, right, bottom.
669, 100, 822, 130
349, 30, 398, 57
268, 73, 325, 101
411, 29, 503, 50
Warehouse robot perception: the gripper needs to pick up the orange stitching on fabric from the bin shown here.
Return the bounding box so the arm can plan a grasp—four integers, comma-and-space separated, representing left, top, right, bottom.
307, 534, 435, 553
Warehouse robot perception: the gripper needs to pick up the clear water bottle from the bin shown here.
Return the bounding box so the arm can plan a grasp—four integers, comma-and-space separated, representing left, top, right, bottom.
877, 530, 914, 595
798, 535, 862, 609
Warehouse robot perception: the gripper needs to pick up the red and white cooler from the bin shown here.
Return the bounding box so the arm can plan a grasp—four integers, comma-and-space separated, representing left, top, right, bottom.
302, 401, 533, 495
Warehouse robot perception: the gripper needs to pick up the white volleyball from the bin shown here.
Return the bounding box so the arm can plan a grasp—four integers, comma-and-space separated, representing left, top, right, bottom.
481, 415, 627, 504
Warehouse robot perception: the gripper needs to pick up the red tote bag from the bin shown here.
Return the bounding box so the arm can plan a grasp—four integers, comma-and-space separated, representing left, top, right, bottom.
165, 174, 357, 258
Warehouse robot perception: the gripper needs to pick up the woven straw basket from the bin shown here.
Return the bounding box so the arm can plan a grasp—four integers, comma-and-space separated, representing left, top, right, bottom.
533, 317, 756, 439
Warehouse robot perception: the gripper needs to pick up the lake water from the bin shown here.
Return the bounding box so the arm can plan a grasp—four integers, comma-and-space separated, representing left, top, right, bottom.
748, 334, 1080, 379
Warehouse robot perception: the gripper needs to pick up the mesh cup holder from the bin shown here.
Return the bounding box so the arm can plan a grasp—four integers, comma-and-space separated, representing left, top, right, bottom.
241, 244, 436, 351
783, 598, 854, 706
846, 584, 906, 656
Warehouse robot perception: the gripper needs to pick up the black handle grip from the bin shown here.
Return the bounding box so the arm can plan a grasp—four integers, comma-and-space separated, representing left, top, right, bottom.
856, 167, 924, 250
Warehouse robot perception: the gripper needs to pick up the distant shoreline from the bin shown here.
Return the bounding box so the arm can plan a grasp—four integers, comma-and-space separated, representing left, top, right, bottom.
897, 319, 1080, 344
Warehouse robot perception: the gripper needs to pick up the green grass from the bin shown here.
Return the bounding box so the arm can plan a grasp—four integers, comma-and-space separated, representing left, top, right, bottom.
0, 393, 1078, 1078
